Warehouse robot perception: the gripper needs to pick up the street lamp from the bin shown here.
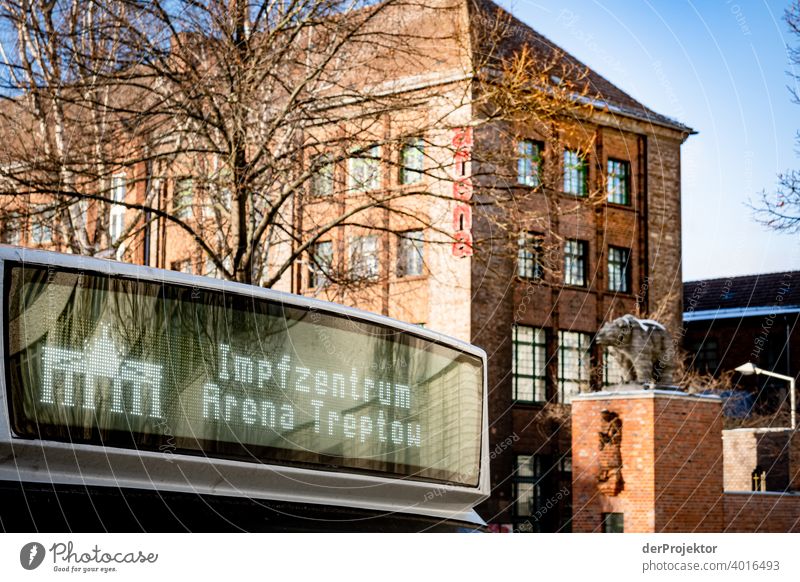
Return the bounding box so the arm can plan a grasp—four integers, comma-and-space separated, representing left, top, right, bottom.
735, 362, 796, 430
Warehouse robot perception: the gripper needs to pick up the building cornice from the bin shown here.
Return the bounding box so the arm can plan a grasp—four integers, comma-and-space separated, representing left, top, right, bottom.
684, 305, 800, 322
573, 388, 722, 402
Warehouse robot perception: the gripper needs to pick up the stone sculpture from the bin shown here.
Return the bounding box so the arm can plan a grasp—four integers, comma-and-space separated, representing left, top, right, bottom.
595, 314, 674, 385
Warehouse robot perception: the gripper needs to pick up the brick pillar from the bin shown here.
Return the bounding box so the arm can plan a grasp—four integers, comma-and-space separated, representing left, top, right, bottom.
790, 432, 800, 491
571, 389, 724, 532
723, 428, 794, 492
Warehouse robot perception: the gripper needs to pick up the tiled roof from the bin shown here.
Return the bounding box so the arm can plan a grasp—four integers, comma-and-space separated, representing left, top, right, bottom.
468, 0, 694, 134
684, 271, 800, 313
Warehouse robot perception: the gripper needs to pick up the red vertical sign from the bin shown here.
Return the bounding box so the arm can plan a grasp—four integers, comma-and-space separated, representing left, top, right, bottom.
451, 127, 473, 257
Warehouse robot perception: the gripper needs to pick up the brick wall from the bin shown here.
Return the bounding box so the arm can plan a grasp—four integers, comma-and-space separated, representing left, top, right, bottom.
645, 134, 684, 337
572, 389, 800, 533
571, 390, 723, 533
722, 428, 794, 492
572, 392, 656, 532
791, 432, 800, 491
471, 113, 688, 528
724, 492, 800, 532
652, 393, 724, 532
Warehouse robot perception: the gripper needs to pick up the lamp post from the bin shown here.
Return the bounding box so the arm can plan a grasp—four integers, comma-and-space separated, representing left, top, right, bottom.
735, 362, 796, 430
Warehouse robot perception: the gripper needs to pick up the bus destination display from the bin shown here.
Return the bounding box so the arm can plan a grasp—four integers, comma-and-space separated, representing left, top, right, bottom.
4, 264, 483, 486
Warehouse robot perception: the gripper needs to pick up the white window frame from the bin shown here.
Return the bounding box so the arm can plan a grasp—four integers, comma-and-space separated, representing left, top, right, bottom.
564, 239, 587, 287
3, 211, 22, 245
512, 325, 547, 402
311, 155, 335, 196
518, 232, 544, 279
607, 246, 630, 293
31, 209, 54, 245
607, 159, 630, 205
109, 173, 127, 243
400, 139, 424, 185
174, 178, 194, 219
563, 149, 587, 196
518, 140, 542, 187
348, 145, 381, 192
309, 240, 334, 288
397, 230, 424, 277
558, 330, 591, 403
349, 235, 379, 280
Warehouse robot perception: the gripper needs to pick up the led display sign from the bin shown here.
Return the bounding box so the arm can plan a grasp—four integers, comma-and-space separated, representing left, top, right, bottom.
5, 263, 483, 486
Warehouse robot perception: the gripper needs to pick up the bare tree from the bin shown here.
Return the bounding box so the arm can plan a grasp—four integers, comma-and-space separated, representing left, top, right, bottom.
472, 40, 597, 280
750, 0, 800, 233
0, 0, 594, 293
0, 0, 144, 254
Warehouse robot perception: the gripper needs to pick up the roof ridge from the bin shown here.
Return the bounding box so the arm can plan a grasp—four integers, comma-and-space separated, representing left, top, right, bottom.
684, 271, 799, 285
467, 0, 692, 133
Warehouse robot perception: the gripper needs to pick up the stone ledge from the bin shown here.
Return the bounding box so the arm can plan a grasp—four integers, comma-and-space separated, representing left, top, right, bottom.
723, 427, 795, 435
725, 490, 800, 497
572, 388, 722, 402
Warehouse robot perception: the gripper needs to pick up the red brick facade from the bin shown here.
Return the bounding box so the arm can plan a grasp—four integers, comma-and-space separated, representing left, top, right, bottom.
572, 390, 724, 532
573, 390, 800, 533
724, 492, 800, 532
470, 103, 690, 528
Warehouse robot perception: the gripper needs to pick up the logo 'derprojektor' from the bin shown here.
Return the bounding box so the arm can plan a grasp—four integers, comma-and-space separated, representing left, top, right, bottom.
20, 542, 46, 570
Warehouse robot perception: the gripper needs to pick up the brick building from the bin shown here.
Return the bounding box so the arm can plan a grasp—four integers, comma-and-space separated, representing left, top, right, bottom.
572, 389, 800, 533
0, 0, 693, 531
684, 271, 799, 415
444, 1, 693, 530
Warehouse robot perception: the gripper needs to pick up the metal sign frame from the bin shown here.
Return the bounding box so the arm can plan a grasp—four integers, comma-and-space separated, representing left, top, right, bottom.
0, 246, 490, 525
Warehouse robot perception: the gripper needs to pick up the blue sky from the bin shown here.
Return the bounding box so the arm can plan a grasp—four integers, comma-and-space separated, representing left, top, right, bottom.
497, 0, 800, 281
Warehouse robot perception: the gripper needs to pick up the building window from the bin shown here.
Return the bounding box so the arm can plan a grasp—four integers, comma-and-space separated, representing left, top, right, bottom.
518, 232, 544, 279
205, 257, 219, 278
174, 178, 194, 219
31, 210, 54, 245
205, 171, 232, 216
602, 512, 624, 533
349, 145, 381, 192
607, 159, 630, 205
171, 259, 193, 274
2, 211, 22, 245
564, 239, 588, 287
109, 173, 126, 242
206, 255, 232, 279
220, 185, 232, 209
513, 454, 545, 527
512, 325, 547, 403
603, 347, 626, 387
349, 235, 379, 280
558, 331, 591, 403
309, 240, 333, 288
517, 140, 542, 187
397, 230, 424, 277
563, 149, 588, 196
691, 338, 719, 374
400, 139, 424, 185
311, 155, 334, 196
607, 246, 630, 293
